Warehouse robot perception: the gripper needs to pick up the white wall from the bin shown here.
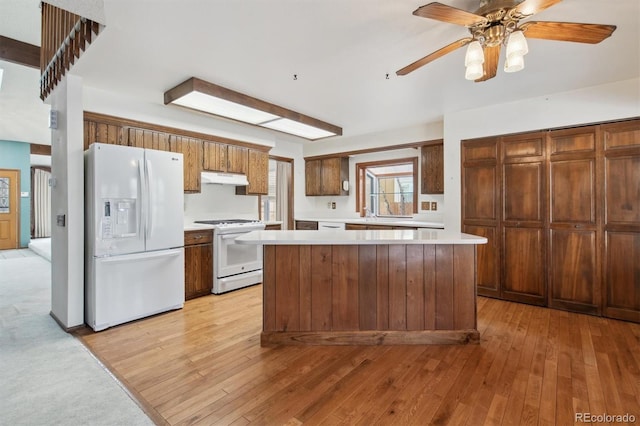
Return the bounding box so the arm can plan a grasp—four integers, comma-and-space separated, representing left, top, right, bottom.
184, 184, 259, 222
49, 75, 85, 329
443, 77, 640, 233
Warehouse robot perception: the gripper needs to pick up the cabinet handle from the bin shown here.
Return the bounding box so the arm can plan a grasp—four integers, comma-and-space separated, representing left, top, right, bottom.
194, 235, 203, 239
574, 224, 581, 229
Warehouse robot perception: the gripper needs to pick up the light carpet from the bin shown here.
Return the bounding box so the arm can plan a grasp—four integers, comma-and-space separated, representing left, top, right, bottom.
0, 250, 154, 426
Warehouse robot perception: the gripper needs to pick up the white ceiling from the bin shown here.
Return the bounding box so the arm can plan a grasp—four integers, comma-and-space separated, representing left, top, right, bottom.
1, 0, 639, 145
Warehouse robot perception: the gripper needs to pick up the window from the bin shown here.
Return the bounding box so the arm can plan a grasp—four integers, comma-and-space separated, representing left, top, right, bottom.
356, 157, 418, 217
259, 157, 293, 229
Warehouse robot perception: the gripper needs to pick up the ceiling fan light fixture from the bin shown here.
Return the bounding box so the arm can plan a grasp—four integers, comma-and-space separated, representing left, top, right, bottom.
465, 62, 484, 80
504, 53, 525, 73
506, 30, 529, 59
464, 41, 485, 66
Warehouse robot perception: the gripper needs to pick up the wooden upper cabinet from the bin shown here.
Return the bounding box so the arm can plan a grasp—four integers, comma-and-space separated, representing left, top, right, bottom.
126, 128, 170, 151
202, 141, 227, 172
84, 119, 125, 150
421, 143, 444, 194
305, 157, 349, 196
170, 135, 202, 193
236, 150, 269, 195
227, 145, 248, 174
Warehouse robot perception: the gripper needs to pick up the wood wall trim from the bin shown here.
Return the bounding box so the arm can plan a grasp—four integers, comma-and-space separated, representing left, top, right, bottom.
84, 111, 271, 152
304, 139, 442, 161
30, 144, 52, 156
261, 329, 479, 346
0, 36, 40, 69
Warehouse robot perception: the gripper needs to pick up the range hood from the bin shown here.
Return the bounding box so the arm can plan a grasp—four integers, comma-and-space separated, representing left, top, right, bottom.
201, 171, 249, 186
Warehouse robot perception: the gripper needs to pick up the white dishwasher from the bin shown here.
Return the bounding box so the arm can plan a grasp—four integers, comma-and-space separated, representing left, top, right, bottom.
318, 221, 345, 231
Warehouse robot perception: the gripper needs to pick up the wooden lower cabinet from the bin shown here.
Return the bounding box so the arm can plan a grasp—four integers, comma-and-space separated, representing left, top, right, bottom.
295, 220, 318, 230
264, 223, 282, 230
184, 230, 213, 300
502, 226, 546, 306
463, 224, 500, 298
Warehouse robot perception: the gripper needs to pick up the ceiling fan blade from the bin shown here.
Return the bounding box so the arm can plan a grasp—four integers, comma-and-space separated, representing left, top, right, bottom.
475, 45, 500, 82
396, 38, 472, 76
413, 2, 487, 27
520, 21, 617, 43
513, 0, 562, 17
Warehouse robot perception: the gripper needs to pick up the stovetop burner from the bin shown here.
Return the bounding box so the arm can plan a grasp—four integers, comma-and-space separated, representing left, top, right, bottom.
195, 219, 259, 225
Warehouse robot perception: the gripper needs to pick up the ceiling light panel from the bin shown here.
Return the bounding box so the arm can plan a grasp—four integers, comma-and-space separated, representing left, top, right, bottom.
164, 78, 342, 141
171, 91, 280, 125
260, 118, 337, 140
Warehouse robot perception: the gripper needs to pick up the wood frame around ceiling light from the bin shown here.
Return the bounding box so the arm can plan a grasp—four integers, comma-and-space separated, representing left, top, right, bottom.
164, 77, 342, 141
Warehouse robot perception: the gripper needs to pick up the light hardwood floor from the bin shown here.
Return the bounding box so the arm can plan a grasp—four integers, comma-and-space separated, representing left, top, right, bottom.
76, 285, 640, 425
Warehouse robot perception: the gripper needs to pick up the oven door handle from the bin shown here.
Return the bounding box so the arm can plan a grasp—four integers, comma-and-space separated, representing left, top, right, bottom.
220, 234, 240, 240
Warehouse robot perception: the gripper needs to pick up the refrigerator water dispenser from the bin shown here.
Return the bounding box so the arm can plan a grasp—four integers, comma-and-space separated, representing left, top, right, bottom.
101, 198, 137, 239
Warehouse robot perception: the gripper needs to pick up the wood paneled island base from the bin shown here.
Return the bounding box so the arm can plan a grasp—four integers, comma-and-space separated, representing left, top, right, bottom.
260, 242, 481, 346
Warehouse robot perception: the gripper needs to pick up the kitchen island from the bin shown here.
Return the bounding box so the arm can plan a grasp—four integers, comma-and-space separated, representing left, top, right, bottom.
237, 229, 487, 346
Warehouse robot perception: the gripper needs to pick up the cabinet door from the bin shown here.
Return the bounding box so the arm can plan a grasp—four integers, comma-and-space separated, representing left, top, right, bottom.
127, 128, 170, 151
245, 150, 269, 195
320, 157, 341, 195
502, 227, 546, 305
421, 143, 444, 194
305, 160, 322, 196
203, 141, 227, 172
548, 145, 599, 314
295, 220, 318, 230
501, 134, 546, 305
84, 120, 124, 150
227, 145, 248, 174
464, 225, 500, 298
602, 119, 640, 322
170, 136, 203, 193
184, 243, 213, 300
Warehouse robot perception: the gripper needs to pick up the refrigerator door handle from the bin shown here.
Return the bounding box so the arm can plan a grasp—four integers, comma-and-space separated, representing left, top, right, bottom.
145, 159, 153, 239
138, 159, 146, 240
146, 159, 154, 239
99, 248, 183, 263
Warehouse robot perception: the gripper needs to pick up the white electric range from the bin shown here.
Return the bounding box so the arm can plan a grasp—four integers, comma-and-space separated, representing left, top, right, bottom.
194, 219, 265, 294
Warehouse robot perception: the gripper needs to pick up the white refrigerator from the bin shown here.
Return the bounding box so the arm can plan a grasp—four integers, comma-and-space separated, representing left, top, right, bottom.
85, 143, 185, 331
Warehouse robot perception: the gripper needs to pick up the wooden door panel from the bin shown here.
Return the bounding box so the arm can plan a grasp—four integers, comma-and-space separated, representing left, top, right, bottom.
549, 230, 598, 313
550, 159, 595, 224
502, 227, 545, 304
305, 160, 322, 196
604, 232, 640, 322
463, 164, 497, 221
603, 119, 640, 150
464, 225, 499, 297
227, 145, 248, 174
503, 162, 543, 222
606, 156, 640, 225
331, 246, 359, 330
203, 142, 227, 172
550, 131, 595, 155
503, 137, 543, 159
462, 139, 497, 161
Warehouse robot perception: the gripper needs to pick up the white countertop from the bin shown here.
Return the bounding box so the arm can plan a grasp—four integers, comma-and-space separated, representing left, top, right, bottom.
184, 223, 215, 231
296, 217, 444, 229
236, 229, 487, 245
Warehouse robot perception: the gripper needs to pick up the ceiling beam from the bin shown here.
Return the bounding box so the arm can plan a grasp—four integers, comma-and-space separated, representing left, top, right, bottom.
0, 36, 40, 69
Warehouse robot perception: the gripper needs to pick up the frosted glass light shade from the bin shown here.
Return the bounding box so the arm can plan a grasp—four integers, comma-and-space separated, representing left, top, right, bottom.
504, 53, 525, 73
506, 30, 528, 59
465, 63, 484, 80
464, 41, 484, 66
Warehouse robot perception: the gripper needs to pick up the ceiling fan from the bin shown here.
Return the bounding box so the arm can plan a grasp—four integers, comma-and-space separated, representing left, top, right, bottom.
396, 0, 617, 82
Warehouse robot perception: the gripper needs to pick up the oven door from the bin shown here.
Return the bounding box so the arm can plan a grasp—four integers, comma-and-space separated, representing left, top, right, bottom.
216, 232, 263, 278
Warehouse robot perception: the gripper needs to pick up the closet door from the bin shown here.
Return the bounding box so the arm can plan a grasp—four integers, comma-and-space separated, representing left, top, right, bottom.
601, 119, 640, 323
462, 138, 500, 298
547, 127, 600, 314
501, 133, 547, 306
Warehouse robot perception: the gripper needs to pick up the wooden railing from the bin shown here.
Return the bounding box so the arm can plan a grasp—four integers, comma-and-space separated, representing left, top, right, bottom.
40, 3, 101, 100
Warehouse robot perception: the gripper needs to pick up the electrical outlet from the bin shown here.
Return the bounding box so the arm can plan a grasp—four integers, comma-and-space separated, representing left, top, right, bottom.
421, 201, 430, 211
331, 202, 336, 209
431, 201, 437, 211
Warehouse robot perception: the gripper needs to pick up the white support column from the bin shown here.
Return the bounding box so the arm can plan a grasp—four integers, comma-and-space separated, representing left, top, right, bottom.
49, 74, 84, 330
